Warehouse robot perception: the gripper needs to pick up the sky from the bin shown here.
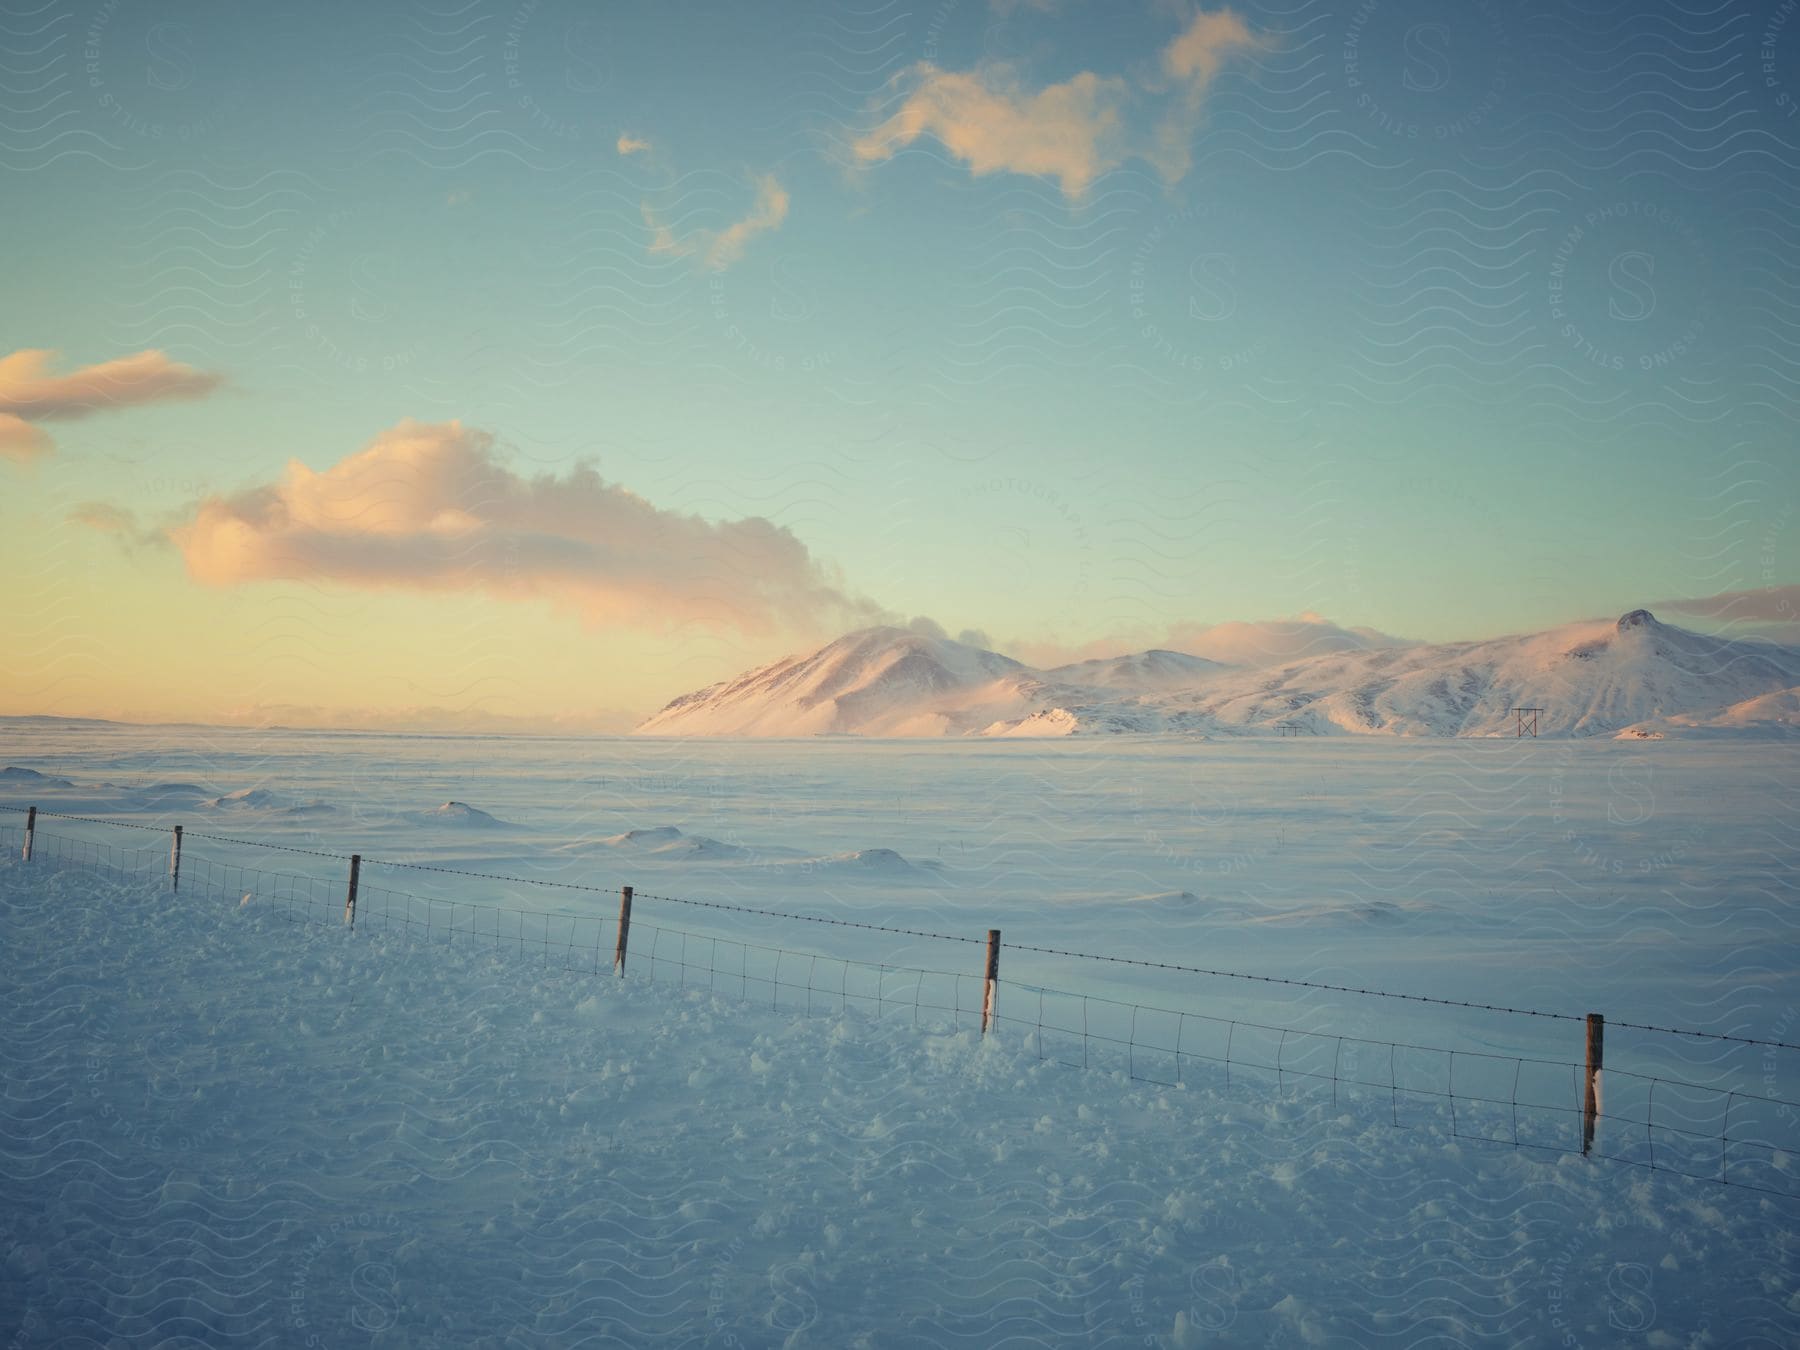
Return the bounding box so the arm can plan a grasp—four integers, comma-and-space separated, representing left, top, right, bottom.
3, 0, 1799, 731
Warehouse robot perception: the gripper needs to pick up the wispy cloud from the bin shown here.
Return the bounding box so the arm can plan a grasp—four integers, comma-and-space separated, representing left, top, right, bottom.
853, 7, 1263, 198
1652, 586, 1800, 626
0, 348, 223, 462
169, 418, 882, 637
1150, 8, 1264, 182
67, 500, 169, 551
644, 172, 790, 271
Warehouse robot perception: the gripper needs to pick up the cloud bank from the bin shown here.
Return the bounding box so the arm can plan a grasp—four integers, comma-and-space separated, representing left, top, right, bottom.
0, 348, 223, 462
853, 7, 1263, 198
170, 419, 882, 637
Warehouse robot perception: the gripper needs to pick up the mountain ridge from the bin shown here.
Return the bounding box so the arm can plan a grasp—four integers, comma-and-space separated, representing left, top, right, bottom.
633, 612, 1800, 739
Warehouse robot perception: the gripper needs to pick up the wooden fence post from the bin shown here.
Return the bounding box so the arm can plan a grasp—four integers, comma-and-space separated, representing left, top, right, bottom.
981, 928, 1000, 1034
22, 806, 34, 862
343, 854, 361, 928
1583, 1013, 1604, 1155
168, 825, 183, 891
614, 886, 633, 974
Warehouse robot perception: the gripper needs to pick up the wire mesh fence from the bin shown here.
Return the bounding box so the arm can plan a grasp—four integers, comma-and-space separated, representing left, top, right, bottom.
5, 816, 1798, 1201
989, 984, 1800, 1198
2, 822, 165, 882
7, 826, 996, 1031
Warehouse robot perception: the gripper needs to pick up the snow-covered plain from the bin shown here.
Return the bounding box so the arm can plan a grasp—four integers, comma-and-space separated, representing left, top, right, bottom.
2, 719, 1797, 1345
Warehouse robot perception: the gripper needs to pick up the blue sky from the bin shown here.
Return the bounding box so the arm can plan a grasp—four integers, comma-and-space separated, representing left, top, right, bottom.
3, 0, 1798, 727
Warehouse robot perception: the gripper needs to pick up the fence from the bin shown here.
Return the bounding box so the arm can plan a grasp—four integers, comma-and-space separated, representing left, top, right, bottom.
5, 804, 1799, 1201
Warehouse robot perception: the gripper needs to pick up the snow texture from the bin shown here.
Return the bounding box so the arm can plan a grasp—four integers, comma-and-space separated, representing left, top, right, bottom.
2, 855, 1794, 1348
0, 723, 1796, 1344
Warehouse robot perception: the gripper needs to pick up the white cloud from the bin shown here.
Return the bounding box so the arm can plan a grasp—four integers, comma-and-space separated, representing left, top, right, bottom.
169, 418, 882, 638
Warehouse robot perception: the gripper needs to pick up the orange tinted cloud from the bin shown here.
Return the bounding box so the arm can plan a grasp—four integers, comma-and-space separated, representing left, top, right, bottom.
644, 172, 789, 271
853, 7, 1263, 198
855, 67, 1128, 198
170, 419, 882, 637
0, 413, 51, 464
0, 348, 223, 462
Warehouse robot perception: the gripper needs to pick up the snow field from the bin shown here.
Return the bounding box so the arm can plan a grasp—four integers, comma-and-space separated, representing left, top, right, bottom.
3, 854, 1796, 1348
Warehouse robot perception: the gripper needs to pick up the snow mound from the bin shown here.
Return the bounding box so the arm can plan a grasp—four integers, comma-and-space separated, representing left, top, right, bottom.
839, 847, 908, 868
1247, 899, 1419, 927
204, 788, 285, 809
413, 800, 506, 828
1122, 889, 1204, 909
780, 847, 943, 877
203, 787, 335, 816
589, 826, 756, 861
0, 766, 72, 787
601, 825, 687, 848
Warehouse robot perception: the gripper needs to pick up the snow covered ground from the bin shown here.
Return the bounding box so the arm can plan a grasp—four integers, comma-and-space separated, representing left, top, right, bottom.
2, 721, 1798, 1344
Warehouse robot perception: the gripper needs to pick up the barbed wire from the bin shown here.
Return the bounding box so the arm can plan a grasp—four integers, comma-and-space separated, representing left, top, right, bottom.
7, 802, 1799, 1053
630, 890, 978, 945
1001, 938, 1584, 1019
1606, 1018, 1800, 1049
2, 806, 169, 833
362, 856, 618, 893
999, 941, 1800, 1053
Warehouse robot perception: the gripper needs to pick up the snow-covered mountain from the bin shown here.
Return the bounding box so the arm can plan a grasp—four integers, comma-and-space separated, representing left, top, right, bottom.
634, 626, 1038, 737
635, 611, 1800, 739
1137, 608, 1800, 737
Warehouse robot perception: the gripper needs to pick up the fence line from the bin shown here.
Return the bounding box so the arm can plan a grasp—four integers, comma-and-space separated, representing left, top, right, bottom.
7, 819, 1799, 1202
6, 801, 1795, 1053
